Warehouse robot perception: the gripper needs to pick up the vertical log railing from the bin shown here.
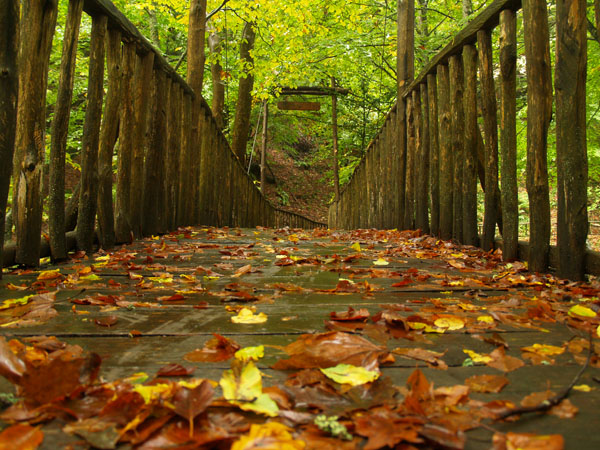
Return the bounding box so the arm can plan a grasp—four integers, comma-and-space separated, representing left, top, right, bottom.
0, 0, 323, 274
329, 0, 595, 280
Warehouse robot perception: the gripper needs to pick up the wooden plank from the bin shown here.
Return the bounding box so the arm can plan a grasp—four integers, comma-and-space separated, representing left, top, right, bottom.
76, 14, 107, 253
499, 10, 518, 261
478, 29, 499, 252
449, 54, 465, 243
405, 96, 416, 229
555, 0, 588, 280
427, 74, 440, 237
277, 101, 321, 111
523, 0, 552, 273
437, 65, 453, 240
403, 0, 522, 98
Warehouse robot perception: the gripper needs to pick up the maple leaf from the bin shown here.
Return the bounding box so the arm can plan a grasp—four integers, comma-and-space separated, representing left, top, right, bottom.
272, 331, 392, 372
0, 424, 44, 450
171, 380, 214, 437
232, 422, 305, 450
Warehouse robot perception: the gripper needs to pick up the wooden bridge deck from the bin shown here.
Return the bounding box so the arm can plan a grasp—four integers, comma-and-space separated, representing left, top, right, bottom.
0, 227, 599, 449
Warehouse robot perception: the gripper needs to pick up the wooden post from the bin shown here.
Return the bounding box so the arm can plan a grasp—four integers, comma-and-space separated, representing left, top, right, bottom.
260, 101, 268, 192
177, 94, 193, 226
115, 42, 135, 243
523, 0, 552, 273
556, 0, 588, 280
478, 29, 499, 251
77, 14, 107, 253
48, 0, 83, 261
142, 68, 168, 236
416, 84, 430, 234
129, 51, 155, 238
97, 27, 122, 250
12, 0, 58, 266
427, 74, 439, 237
449, 54, 465, 242
412, 90, 424, 232
166, 82, 182, 230
463, 45, 479, 247
405, 95, 415, 229
332, 77, 341, 202
0, 0, 19, 277
499, 10, 518, 260
437, 64, 453, 240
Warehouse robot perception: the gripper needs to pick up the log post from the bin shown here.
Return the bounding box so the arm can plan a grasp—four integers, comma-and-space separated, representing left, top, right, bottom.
129, 51, 155, 238
405, 95, 415, 229
437, 64, 453, 240
523, 0, 552, 273
177, 93, 193, 226
76, 14, 107, 254
413, 89, 426, 232
48, 0, 83, 261
555, 0, 588, 280
142, 68, 168, 236
97, 27, 122, 250
449, 54, 465, 242
12, 0, 58, 266
166, 82, 182, 230
499, 10, 518, 260
478, 29, 500, 251
332, 78, 341, 202
114, 42, 136, 243
0, 0, 19, 276
463, 44, 479, 246
260, 101, 268, 192
427, 73, 439, 237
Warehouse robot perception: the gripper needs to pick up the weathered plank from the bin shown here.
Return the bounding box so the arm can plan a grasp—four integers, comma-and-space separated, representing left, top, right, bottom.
277, 101, 321, 111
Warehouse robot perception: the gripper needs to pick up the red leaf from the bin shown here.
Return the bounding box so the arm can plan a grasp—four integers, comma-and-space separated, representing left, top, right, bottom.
157, 364, 195, 377
184, 334, 241, 362
0, 424, 44, 450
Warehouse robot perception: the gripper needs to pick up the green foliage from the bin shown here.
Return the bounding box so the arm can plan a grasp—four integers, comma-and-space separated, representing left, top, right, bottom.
314, 414, 352, 441
276, 187, 289, 206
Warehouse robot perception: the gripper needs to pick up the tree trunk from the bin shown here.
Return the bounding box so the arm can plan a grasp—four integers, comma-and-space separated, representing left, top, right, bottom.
260, 101, 268, 192
0, 0, 19, 277
76, 14, 107, 254
523, 0, 552, 273
187, 0, 207, 95
97, 27, 122, 250
478, 29, 499, 251
331, 78, 341, 202
48, 0, 83, 261
556, 0, 588, 280
208, 30, 226, 130
12, 0, 58, 266
499, 10, 518, 261
114, 42, 136, 243
231, 22, 256, 163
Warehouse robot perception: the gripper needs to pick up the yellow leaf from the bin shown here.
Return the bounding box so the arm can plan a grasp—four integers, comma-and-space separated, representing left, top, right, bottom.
597, 324, 600, 338
434, 316, 465, 330
235, 346, 265, 362
477, 315, 495, 324
320, 364, 379, 386
569, 304, 597, 318
220, 361, 262, 402
463, 349, 492, 363
408, 322, 445, 333
373, 258, 389, 266
351, 242, 361, 252
124, 372, 149, 385
231, 308, 268, 324
238, 393, 279, 417
521, 343, 565, 356
133, 383, 174, 404
232, 422, 305, 450
573, 384, 593, 392
149, 276, 174, 284
95, 255, 111, 262
79, 274, 102, 282
37, 269, 61, 280
0, 295, 33, 310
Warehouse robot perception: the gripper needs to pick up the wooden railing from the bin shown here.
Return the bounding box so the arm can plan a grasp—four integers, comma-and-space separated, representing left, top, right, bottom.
329, 0, 595, 280
0, 0, 323, 273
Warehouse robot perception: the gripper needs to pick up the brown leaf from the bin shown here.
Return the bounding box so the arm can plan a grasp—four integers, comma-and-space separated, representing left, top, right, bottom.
0, 337, 26, 384
492, 432, 564, 450
0, 293, 57, 328
272, 331, 392, 372
0, 424, 44, 450
520, 391, 578, 419
172, 380, 214, 436
465, 374, 509, 393
392, 348, 448, 369
354, 407, 423, 450
95, 316, 119, 327
184, 334, 241, 363
419, 423, 465, 449
407, 369, 431, 400
329, 307, 370, 322
232, 264, 253, 277
156, 364, 195, 377
157, 294, 185, 302
487, 347, 524, 372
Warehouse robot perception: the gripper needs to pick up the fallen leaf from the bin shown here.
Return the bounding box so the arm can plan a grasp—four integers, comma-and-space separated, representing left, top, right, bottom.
233, 264, 253, 278
320, 364, 379, 386
329, 307, 370, 322
463, 349, 492, 364
94, 316, 118, 327
372, 258, 389, 266
492, 432, 564, 450
0, 424, 44, 450
487, 347, 525, 372
521, 343, 565, 357
568, 304, 596, 318
434, 316, 465, 331
220, 361, 279, 417
235, 346, 265, 362
157, 294, 185, 302
171, 380, 214, 436
37, 269, 61, 281
156, 364, 195, 377
355, 407, 423, 450
231, 308, 268, 324
465, 374, 509, 393
184, 334, 241, 362
231, 422, 305, 450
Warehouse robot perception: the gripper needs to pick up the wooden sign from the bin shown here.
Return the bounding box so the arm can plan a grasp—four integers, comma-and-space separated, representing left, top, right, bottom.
277, 101, 321, 111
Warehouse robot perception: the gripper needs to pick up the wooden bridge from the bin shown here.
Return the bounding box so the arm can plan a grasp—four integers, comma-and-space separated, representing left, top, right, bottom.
0, 0, 599, 448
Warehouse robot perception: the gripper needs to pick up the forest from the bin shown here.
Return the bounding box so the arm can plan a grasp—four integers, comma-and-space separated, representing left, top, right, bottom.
6, 0, 600, 247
